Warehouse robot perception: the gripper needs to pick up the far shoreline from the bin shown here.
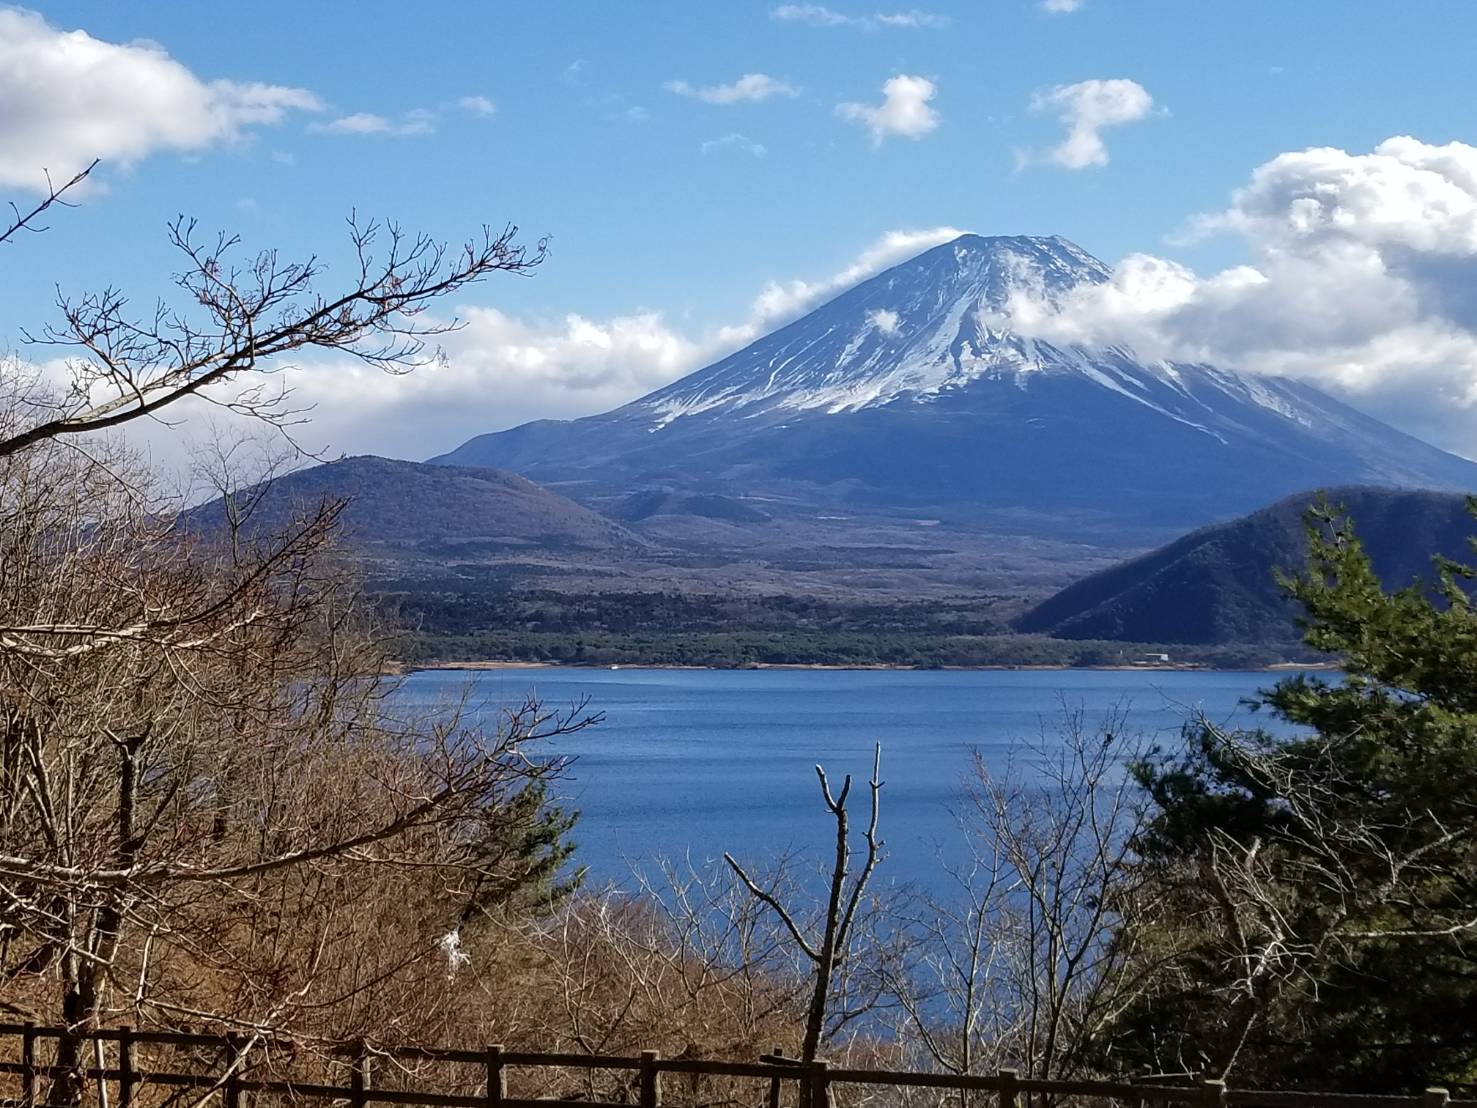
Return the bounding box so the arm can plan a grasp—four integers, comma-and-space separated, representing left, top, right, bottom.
400, 659, 1338, 675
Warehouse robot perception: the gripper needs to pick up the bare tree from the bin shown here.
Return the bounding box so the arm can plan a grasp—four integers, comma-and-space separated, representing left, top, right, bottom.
724, 744, 885, 1062
890, 709, 1159, 1080
0, 435, 596, 1099
1134, 714, 1477, 1081
0, 166, 578, 1105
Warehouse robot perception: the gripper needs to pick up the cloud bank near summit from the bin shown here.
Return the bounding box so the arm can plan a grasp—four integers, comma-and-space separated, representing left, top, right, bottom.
996, 137, 1477, 454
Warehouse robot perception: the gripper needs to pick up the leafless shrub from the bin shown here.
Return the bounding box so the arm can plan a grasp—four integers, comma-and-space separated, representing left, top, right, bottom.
889, 707, 1159, 1081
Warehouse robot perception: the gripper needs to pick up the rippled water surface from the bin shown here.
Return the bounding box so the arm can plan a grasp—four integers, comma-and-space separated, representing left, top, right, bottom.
395, 666, 1298, 892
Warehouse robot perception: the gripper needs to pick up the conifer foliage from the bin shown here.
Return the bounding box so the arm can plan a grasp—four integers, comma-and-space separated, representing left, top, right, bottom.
1118, 497, 1477, 1088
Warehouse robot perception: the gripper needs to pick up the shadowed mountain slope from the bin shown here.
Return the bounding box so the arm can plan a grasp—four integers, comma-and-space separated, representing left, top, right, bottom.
189, 455, 647, 558
1017, 487, 1477, 645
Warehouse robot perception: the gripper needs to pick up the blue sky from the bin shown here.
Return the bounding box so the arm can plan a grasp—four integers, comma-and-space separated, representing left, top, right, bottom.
7, 2, 1477, 461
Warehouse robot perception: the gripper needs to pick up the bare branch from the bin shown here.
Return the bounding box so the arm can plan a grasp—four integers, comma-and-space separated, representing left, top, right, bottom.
1, 219, 547, 458
0, 161, 96, 250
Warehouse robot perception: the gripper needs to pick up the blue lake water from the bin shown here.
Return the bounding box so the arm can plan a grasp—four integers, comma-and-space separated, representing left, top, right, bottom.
395, 667, 1301, 894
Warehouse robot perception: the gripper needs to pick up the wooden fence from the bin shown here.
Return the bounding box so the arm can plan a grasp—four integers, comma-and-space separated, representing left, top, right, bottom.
0, 1024, 1470, 1108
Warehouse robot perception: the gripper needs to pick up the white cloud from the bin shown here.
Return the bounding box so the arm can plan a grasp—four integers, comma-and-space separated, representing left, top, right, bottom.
870, 9, 951, 27
1039, 0, 1083, 12
1026, 78, 1156, 169
771, 5, 949, 29
214, 309, 702, 462
997, 137, 1477, 455
0, 8, 319, 190
774, 3, 853, 24
457, 95, 496, 117
319, 113, 393, 135
700, 133, 767, 158
836, 75, 940, 145
292, 308, 708, 459
665, 74, 799, 105
713, 226, 966, 347
316, 110, 435, 137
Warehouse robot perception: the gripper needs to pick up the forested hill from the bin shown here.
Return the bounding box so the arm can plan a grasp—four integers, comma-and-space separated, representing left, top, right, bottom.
1016, 487, 1477, 646
187, 455, 648, 556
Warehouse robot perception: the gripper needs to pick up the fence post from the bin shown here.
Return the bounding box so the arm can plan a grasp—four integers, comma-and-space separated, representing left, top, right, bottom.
224, 1033, 245, 1108
639, 1050, 661, 1108
809, 1060, 830, 1108
117, 1027, 137, 1108
485, 1045, 505, 1108
767, 1048, 785, 1108
1201, 1078, 1228, 1108
998, 1068, 1019, 1108
1425, 1090, 1451, 1108
351, 1042, 372, 1108
21, 1021, 36, 1108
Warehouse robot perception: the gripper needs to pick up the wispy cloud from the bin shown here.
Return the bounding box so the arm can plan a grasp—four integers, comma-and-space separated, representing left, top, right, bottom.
837, 75, 940, 145
771, 4, 949, 29
316, 110, 436, 137
1022, 78, 1157, 169
665, 74, 799, 105
317, 97, 493, 138
456, 95, 496, 117
867, 308, 900, 334
701, 133, 768, 157
1039, 0, 1083, 13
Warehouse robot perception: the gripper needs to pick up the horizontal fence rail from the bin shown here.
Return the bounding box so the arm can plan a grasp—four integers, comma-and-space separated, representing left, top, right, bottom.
0, 1023, 1471, 1108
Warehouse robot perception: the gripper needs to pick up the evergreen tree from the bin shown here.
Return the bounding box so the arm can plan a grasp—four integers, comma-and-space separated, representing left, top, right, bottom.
1114, 497, 1477, 1088
457, 781, 583, 928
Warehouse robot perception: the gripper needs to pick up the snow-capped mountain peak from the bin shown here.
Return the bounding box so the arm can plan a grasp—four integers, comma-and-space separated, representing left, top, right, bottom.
637, 234, 1127, 424
434, 232, 1477, 535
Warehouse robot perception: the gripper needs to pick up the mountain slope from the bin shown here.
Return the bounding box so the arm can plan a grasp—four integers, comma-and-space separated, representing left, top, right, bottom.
1016, 487, 1477, 645
434, 234, 1477, 538
189, 456, 646, 559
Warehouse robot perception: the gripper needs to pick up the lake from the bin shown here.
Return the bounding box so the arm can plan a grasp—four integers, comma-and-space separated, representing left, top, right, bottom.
395, 667, 1301, 894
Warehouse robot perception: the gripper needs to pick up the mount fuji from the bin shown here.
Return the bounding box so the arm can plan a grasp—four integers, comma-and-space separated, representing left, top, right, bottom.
433, 235, 1477, 546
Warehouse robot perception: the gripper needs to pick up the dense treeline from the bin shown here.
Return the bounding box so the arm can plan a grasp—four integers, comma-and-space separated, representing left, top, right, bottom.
382, 583, 1297, 669
407, 627, 1284, 669
384, 583, 1012, 638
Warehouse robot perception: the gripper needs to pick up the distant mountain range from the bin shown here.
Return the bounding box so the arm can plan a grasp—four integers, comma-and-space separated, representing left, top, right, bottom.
1017, 487, 1477, 645
434, 234, 1477, 541
183, 234, 1477, 664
